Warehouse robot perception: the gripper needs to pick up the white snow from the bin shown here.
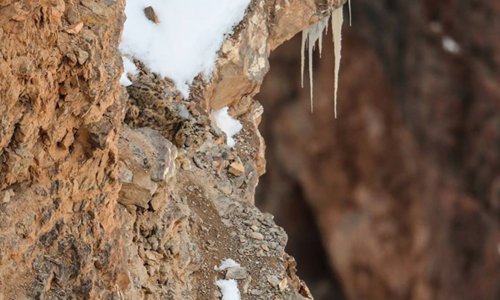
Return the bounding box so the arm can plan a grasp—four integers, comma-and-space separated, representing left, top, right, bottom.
442, 36, 461, 54
212, 107, 242, 148
177, 104, 191, 119
215, 259, 242, 299
123, 56, 139, 76
119, 56, 139, 86
120, 72, 132, 86
215, 279, 241, 300
215, 258, 240, 271
120, 0, 251, 97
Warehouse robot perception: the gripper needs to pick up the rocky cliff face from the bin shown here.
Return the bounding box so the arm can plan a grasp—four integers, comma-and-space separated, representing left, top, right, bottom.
0, 0, 345, 299
257, 1, 500, 300
0, 1, 126, 298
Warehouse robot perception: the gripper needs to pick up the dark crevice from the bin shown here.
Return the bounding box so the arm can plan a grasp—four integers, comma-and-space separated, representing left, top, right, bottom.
255, 33, 346, 299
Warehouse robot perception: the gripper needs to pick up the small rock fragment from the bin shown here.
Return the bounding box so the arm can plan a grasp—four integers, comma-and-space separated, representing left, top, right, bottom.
225, 266, 248, 280
77, 49, 89, 65
11, 3, 28, 22
144, 6, 159, 24
115, 272, 131, 290
250, 289, 262, 296
249, 231, 264, 240
279, 278, 288, 291
150, 196, 163, 211
269, 242, 279, 249
228, 161, 245, 176
181, 158, 191, 170
145, 250, 160, 262
242, 276, 252, 293
80, 0, 105, 16
65, 8, 80, 24
66, 52, 77, 65
1, 189, 14, 203
217, 180, 233, 195
65, 22, 84, 35
221, 219, 232, 227
266, 275, 281, 288
193, 154, 205, 169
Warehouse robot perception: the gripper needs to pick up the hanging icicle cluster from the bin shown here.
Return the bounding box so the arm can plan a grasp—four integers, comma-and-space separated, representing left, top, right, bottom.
301, 3, 347, 118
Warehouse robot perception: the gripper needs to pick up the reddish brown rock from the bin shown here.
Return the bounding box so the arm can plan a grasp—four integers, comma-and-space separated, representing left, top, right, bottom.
257, 1, 500, 300
0, 0, 126, 298
0, 0, 350, 299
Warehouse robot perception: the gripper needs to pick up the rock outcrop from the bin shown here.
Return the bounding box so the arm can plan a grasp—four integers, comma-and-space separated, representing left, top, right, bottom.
0, 0, 346, 299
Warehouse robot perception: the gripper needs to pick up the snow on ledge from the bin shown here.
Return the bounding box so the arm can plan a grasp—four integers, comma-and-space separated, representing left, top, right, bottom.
119, 56, 138, 86
215, 258, 240, 271
119, 0, 251, 97
216, 279, 241, 300
212, 107, 243, 148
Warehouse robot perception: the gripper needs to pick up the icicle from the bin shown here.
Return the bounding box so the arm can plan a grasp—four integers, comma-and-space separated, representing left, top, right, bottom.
348, 0, 352, 27
300, 17, 329, 113
332, 6, 343, 118
308, 31, 314, 112
317, 16, 329, 58
319, 30, 323, 58
301, 30, 307, 88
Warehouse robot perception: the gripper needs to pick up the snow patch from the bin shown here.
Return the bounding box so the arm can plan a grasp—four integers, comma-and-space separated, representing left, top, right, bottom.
212, 107, 242, 148
215, 258, 240, 271
119, 56, 139, 86
215, 279, 241, 300
120, 72, 132, 87
123, 56, 139, 76
120, 0, 251, 97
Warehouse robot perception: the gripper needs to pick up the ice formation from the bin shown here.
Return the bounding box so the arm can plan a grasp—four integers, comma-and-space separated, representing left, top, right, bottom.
332, 6, 344, 118
301, 5, 345, 117
348, 0, 352, 27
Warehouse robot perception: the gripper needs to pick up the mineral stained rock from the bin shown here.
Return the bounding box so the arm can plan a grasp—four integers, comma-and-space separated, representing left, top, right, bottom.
0, 0, 345, 299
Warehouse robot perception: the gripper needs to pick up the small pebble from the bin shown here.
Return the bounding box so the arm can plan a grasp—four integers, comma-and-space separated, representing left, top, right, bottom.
144, 6, 160, 24
249, 231, 264, 240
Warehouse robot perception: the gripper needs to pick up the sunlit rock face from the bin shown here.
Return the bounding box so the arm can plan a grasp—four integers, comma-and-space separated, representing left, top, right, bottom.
0, 0, 348, 299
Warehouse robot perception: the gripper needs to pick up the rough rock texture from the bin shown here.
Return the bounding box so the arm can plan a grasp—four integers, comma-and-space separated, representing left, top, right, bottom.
0, 1, 125, 298
257, 1, 500, 300
0, 0, 346, 299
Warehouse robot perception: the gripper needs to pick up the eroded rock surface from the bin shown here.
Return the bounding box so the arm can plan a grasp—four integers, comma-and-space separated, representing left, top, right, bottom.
0, 1, 125, 298
0, 0, 346, 299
